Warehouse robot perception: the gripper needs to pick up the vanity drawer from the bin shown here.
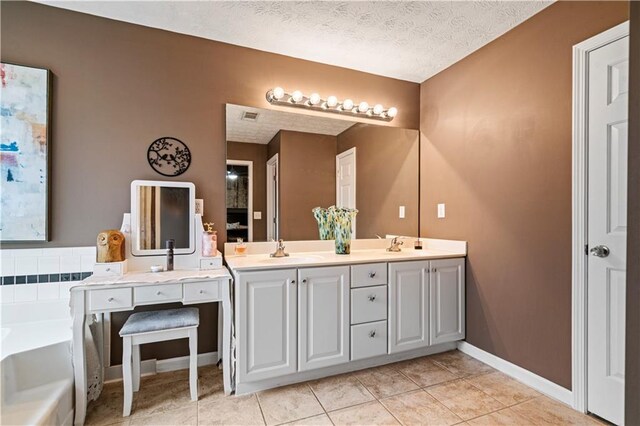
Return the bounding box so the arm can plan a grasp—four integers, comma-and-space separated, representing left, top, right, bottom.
351, 320, 387, 361
89, 288, 132, 312
93, 262, 126, 277
134, 284, 182, 305
200, 258, 223, 270
351, 285, 387, 325
351, 263, 387, 288
184, 281, 221, 303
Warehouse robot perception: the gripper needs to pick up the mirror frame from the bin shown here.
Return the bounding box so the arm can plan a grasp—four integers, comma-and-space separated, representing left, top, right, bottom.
130, 180, 196, 256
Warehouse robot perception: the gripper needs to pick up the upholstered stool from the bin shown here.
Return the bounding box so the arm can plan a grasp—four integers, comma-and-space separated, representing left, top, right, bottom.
119, 307, 199, 416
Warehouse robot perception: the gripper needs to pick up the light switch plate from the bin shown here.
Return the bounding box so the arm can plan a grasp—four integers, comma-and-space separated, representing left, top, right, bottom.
437, 203, 445, 218
195, 199, 204, 215
399, 206, 405, 219
254, 211, 262, 220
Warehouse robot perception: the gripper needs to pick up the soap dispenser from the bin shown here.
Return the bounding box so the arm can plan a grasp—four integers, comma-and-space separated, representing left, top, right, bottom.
202, 222, 217, 257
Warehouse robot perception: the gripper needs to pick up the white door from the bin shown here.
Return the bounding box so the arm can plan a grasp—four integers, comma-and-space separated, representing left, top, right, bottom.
587, 34, 628, 425
429, 258, 465, 345
238, 269, 297, 383
389, 260, 430, 353
336, 148, 356, 237
298, 266, 350, 371
266, 154, 279, 241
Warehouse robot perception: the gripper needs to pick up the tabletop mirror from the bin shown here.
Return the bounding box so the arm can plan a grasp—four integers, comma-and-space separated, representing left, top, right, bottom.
130, 180, 195, 256
225, 104, 419, 242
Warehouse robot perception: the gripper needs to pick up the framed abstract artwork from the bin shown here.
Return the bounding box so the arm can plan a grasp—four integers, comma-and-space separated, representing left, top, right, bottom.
0, 63, 51, 241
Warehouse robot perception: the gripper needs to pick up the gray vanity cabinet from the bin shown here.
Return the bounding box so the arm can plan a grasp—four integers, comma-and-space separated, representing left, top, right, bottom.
429, 258, 465, 345
298, 266, 350, 371
389, 260, 430, 353
238, 269, 298, 383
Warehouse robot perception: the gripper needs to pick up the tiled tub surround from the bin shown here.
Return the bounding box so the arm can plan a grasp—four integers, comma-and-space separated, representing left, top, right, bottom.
0, 247, 96, 303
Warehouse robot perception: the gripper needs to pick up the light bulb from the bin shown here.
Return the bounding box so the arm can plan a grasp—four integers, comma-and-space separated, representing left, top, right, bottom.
272, 87, 285, 100
309, 93, 321, 105
387, 107, 398, 118
327, 96, 338, 108
291, 90, 304, 103
373, 104, 384, 115
358, 102, 369, 113
342, 99, 354, 111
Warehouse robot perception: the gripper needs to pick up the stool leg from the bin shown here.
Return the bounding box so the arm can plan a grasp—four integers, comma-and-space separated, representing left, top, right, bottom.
132, 344, 141, 392
122, 336, 133, 417
189, 328, 198, 401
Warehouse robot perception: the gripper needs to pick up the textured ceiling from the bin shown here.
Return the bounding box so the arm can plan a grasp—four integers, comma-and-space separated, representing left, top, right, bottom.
226, 104, 355, 144
37, 1, 553, 83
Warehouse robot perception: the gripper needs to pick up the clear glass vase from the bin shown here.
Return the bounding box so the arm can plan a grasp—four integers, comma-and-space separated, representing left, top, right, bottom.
312, 207, 335, 240
329, 206, 358, 255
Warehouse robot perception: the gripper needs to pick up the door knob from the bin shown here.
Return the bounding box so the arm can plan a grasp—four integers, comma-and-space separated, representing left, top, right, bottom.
590, 245, 610, 258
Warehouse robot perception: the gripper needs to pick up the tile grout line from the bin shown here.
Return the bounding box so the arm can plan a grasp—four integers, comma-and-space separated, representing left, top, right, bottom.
304, 383, 336, 425
254, 393, 269, 426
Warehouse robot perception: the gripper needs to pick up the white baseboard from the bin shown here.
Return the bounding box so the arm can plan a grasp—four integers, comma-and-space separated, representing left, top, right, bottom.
457, 342, 573, 407
105, 351, 218, 382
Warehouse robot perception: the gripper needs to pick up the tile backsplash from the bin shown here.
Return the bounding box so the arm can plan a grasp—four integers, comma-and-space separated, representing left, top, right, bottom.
0, 247, 96, 304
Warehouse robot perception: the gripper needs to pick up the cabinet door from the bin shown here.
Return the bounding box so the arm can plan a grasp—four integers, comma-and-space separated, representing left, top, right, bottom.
238, 269, 297, 382
429, 258, 465, 345
298, 266, 350, 371
389, 260, 430, 353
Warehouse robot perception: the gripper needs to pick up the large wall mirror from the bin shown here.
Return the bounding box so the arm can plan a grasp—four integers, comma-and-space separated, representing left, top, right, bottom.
225, 104, 419, 242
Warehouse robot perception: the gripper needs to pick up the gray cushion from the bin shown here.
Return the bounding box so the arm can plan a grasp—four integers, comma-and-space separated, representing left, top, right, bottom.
119, 307, 199, 336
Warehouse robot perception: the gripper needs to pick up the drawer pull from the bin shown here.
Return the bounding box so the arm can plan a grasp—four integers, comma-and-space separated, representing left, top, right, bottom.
368, 272, 376, 278
199, 289, 205, 294
105, 267, 111, 272
369, 330, 376, 338
107, 297, 114, 302
156, 291, 162, 296
368, 294, 376, 302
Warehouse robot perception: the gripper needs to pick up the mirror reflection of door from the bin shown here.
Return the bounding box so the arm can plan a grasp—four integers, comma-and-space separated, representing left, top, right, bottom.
226, 160, 253, 242
266, 154, 279, 241
336, 147, 356, 238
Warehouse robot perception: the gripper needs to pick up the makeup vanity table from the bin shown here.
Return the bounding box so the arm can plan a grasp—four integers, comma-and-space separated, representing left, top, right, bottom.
70, 181, 231, 426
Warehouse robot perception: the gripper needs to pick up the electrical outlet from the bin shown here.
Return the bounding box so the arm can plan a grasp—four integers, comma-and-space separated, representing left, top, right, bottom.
195, 199, 204, 215
254, 211, 262, 220
437, 203, 445, 219
399, 206, 405, 219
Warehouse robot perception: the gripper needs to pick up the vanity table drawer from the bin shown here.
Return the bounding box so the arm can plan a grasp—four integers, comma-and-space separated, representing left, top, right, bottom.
184, 281, 221, 303
351, 263, 387, 288
89, 288, 132, 311
134, 284, 182, 304
351, 320, 387, 361
351, 285, 387, 324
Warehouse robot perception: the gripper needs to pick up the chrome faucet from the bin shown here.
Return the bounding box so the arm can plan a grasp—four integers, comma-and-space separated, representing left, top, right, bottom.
387, 237, 403, 252
270, 239, 290, 258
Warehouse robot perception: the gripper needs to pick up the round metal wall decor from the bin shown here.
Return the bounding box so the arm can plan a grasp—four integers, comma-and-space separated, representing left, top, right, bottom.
147, 137, 191, 177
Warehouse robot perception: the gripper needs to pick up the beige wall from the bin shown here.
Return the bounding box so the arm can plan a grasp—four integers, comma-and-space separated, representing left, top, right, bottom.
337, 124, 419, 239
279, 131, 337, 241
227, 141, 268, 241
419, 1, 629, 389
0, 1, 419, 362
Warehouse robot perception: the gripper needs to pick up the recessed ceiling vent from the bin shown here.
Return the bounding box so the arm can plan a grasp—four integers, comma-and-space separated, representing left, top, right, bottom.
241, 111, 259, 122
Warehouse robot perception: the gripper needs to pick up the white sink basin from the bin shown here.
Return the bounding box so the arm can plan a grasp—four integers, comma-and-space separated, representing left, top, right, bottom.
256, 254, 325, 265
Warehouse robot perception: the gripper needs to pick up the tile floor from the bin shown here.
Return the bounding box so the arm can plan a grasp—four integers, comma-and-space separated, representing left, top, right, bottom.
86, 350, 603, 426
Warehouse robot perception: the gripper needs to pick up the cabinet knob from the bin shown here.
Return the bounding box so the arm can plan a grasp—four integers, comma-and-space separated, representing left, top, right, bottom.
291, 280, 296, 285
156, 291, 162, 296
107, 297, 114, 302
302, 279, 307, 283
105, 268, 111, 272
368, 295, 376, 302
369, 272, 376, 278
369, 330, 376, 338
199, 289, 205, 294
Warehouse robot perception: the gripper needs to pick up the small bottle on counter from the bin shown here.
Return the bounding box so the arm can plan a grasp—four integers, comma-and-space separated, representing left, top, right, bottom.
166, 239, 175, 271
202, 222, 217, 257
235, 238, 247, 256
414, 238, 423, 250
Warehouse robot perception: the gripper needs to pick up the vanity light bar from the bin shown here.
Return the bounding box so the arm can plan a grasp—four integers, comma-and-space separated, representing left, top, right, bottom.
265, 87, 397, 121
